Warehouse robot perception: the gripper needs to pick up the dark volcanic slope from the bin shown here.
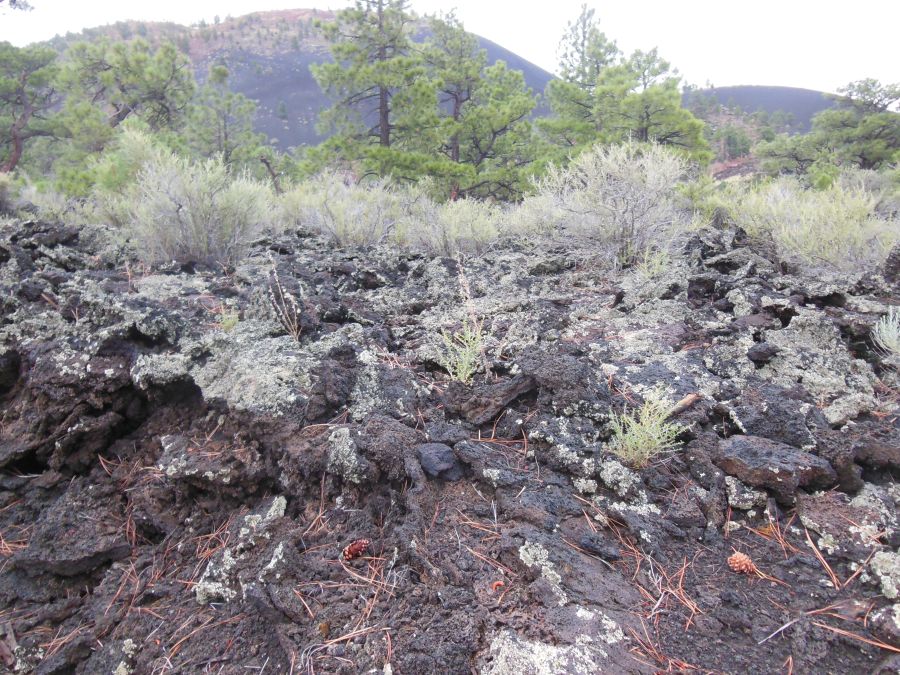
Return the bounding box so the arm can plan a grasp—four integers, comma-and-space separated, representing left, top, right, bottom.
692, 85, 835, 131
0, 217, 898, 673
221, 37, 554, 150
221, 48, 327, 150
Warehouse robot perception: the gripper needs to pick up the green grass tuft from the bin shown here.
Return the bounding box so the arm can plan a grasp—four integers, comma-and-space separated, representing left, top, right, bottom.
608, 390, 682, 467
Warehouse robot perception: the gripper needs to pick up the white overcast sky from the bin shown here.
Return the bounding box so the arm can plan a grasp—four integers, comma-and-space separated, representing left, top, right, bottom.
1, 0, 898, 94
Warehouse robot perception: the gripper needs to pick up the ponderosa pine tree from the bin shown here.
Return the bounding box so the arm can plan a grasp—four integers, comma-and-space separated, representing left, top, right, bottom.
423, 13, 483, 168
593, 49, 710, 162
757, 79, 900, 177
0, 42, 58, 172
61, 39, 195, 131
557, 4, 619, 91
836, 79, 900, 115
542, 8, 709, 163
540, 5, 619, 153
423, 13, 537, 199
310, 0, 439, 177
47, 98, 117, 195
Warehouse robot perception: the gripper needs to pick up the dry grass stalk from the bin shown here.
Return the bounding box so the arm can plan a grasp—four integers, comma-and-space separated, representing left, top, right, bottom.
187, 515, 234, 584
267, 252, 304, 342
0, 527, 30, 558
104, 561, 142, 618
759, 600, 878, 646
643, 556, 703, 629
456, 509, 500, 542
599, 514, 703, 629
40, 623, 89, 657
292, 589, 316, 619
560, 536, 614, 570
302, 474, 330, 537
298, 624, 388, 674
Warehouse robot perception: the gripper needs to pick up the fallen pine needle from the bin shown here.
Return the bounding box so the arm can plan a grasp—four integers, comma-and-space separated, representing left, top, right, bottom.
169, 614, 244, 658
811, 621, 900, 654
783, 655, 794, 675
464, 546, 517, 578
561, 536, 614, 570
804, 528, 844, 589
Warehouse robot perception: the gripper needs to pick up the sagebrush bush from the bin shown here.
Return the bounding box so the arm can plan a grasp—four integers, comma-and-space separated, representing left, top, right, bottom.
281, 174, 503, 255
529, 141, 688, 266
873, 307, 900, 363
723, 176, 898, 270
608, 389, 682, 467
94, 127, 170, 226
94, 127, 164, 196
280, 172, 428, 246
509, 191, 559, 236
403, 198, 503, 256
0, 173, 13, 213
120, 151, 274, 264
837, 167, 900, 220
18, 180, 85, 222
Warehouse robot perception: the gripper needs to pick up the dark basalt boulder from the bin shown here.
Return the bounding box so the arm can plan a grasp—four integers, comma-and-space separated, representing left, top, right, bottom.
713, 434, 837, 503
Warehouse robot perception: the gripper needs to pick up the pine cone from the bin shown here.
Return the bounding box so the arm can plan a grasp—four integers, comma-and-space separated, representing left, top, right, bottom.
728, 551, 757, 575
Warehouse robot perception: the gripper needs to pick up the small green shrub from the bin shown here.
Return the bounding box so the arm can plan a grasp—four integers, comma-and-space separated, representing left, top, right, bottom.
679, 173, 738, 222
723, 176, 898, 270
873, 307, 900, 363
634, 247, 671, 280
93, 127, 173, 226
119, 151, 274, 265
438, 317, 484, 384
608, 390, 682, 467
437, 260, 490, 383
94, 127, 164, 198
218, 308, 240, 332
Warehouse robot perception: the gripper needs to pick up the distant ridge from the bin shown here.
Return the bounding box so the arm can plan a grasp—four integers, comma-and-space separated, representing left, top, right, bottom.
690, 85, 835, 131
45, 10, 833, 148
45, 9, 555, 150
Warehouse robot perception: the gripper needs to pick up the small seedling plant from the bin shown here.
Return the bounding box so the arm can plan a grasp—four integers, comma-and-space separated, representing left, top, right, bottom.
439, 317, 484, 384
609, 389, 682, 467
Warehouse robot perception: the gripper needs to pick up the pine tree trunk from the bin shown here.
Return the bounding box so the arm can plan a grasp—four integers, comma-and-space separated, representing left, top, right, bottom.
376, 0, 390, 147
379, 85, 390, 147
450, 95, 461, 163
2, 99, 30, 173
1, 134, 23, 173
